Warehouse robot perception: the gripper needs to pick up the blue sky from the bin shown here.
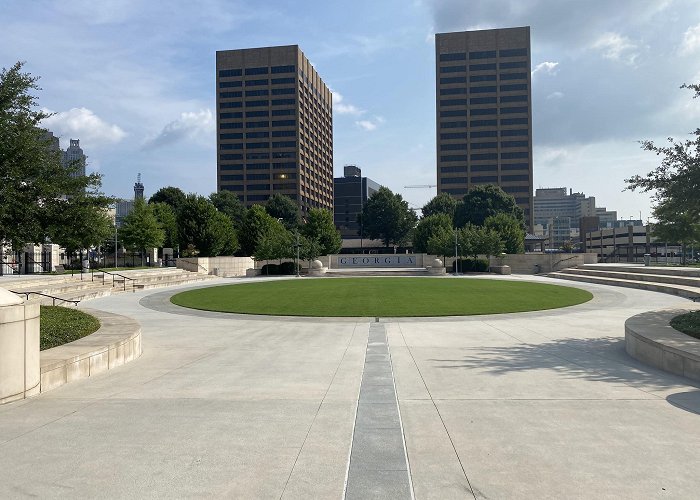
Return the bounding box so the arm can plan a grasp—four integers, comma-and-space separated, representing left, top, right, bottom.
2, 0, 700, 221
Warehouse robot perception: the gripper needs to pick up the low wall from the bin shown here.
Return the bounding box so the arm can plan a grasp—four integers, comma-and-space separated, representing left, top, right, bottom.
176, 256, 254, 277
0, 290, 40, 404
488, 253, 597, 274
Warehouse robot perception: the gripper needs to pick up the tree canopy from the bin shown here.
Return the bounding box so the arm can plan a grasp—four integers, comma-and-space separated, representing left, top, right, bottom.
300, 208, 342, 256
265, 194, 300, 229
422, 193, 458, 222
240, 204, 279, 257
454, 185, 525, 229
178, 194, 238, 257
119, 199, 165, 256
360, 186, 418, 247
148, 186, 186, 212
210, 190, 246, 230
484, 213, 525, 254
413, 213, 453, 253
151, 202, 178, 249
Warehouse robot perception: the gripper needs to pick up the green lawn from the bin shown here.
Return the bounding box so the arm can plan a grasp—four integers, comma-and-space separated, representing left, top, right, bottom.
40, 306, 101, 350
170, 277, 593, 317
670, 310, 700, 340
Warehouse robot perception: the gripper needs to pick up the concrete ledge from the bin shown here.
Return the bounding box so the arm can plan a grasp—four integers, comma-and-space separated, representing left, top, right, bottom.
625, 308, 700, 382
39, 308, 142, 393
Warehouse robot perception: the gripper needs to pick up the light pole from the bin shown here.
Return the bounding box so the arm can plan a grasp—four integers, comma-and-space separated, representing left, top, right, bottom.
359, 177, 364, 254
296, 229, 301, 278
454, 229, 459, 276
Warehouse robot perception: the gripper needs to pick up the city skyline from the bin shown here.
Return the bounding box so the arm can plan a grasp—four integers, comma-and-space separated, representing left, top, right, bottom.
2, 0, 700, 221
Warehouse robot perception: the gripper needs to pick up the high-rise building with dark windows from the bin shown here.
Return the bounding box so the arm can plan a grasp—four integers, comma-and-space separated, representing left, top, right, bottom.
216, 45, 333, 214
435, 27, 533, 228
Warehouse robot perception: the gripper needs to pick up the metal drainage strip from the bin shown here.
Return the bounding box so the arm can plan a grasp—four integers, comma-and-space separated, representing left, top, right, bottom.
344, 322, 412, 499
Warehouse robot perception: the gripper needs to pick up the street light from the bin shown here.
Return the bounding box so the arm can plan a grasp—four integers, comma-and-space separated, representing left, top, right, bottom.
454, 229, 459, 277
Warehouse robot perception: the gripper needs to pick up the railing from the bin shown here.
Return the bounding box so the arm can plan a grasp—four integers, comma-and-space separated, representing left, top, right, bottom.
1, 260, 20, 276
25, 255, 51, 274
10, 290, 80, 307
90, 268, 138, 292
552, 254, 580, 271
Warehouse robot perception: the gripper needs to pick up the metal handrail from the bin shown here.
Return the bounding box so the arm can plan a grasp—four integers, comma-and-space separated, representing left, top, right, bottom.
552, 254, 580, 271
10, 290, 80, 306
90, 268, 137, 292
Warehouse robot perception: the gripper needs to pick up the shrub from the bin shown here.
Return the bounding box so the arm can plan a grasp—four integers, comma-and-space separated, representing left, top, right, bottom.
452, 258, 489, 273
279, 261, 299, 275
260, 263, 279, 275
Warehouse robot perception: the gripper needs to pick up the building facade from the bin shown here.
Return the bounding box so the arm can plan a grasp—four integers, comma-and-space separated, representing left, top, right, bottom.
61, 139, 86, 177
533, 187, 597, 248
333, 165, 381, 239
435, 27, 533, 228
216, 45, 333, 214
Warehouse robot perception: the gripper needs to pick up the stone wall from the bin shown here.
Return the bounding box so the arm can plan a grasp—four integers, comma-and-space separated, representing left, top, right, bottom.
176, 256, 255, 277
488, 253, 598, 274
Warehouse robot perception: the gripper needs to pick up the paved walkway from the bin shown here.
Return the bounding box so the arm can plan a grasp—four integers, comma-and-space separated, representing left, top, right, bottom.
1, 276, 699, 498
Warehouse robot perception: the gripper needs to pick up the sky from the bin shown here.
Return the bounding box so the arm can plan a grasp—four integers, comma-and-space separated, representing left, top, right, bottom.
2, 0, 700, 222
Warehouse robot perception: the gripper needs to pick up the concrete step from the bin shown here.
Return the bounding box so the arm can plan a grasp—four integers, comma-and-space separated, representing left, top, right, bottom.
22, 284, 115, 306
549, 271, 700, 301
561, 268, 700, 288
581, 264, 700, 278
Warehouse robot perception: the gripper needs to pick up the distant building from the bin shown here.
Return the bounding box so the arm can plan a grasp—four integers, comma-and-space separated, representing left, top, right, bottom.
116, 174, 145, 227
435, 27, 533, 229
533, 187, 596, 248
333, 165, 381, 239
61, 139, 86, 177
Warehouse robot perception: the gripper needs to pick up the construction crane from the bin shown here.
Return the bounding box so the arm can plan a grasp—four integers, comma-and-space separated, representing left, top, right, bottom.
404, 184, 437, 188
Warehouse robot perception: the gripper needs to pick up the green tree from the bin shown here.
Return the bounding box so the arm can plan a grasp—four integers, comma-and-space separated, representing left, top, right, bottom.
240, 204, 278, 256
484, 213, 525, 254
0, 61, 108, 249
48, 198, 113, 260
178, 194, 238, 257
298, 234, 323, 262
458, 224, 503, 259
301, 208, 342, 255
422, 193, 458, 222
148, 186, 186, 212
650, 198, 700, 264
626, 83, 700, 222
210, 190, 246, 230
119, 199, 165, 264
454, 185, 525, 229
151, 202, 178, 249
254, 220, 293, 262
426, 226, 454, 258
413, 213, 453, 253
266, 194, 300, 229
360, 187, 418, 247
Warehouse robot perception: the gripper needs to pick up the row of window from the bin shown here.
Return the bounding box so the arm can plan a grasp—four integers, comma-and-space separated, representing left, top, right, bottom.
439, 48, 527, 62
218, 77, 296, 88
440, 129, 527, 139
440, 165, 528, 173
440, 117, 528, 128
440, 107, 528, 117
440, 96, 528, 107
220, 109, 295, 119
219, 98, 296, 107
218, 65, 296, 78
220, 140, 297, 150
441, 173, 529, 184
220, 152, 296, 161
218, 88, 296, 98
440, 140, 528, 150
440, 82, 528, 91
220, 130, 297, 140
220, 161, 297, 170
440, 152, 529, 161
441, 65, 528, 79
221, 119, 296, 128
220, 172, 298, 181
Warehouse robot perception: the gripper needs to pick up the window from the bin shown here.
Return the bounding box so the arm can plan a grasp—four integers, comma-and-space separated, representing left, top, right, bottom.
272, 130, 296, 137
220, 122, 243, 129
470, 130, 497, 138
440, 132, 467, 140
272, 98, 295, 106
222, 186, 243, 192
469, 63, 496, 71
440, 76, 466, 84
500, 83, 528, 91
470, 96, 497, 105
442, 188, 467, 195
471, 164, 497, 172
471, 176, 498, 183
440, 52, 466, 61
501, 151, 529, 159
470, 74, 496, 82
220, 153, 243, 160
440, 155, 468, 162
471, 142, 497, 149
220, 174, 243, 181
470, 86, 497, 93
442, 177, 468, 184
272, 119, 295, 127
440, 110, 468, 117
247, 173, 269, 180
246, 110, 268, 117
220, 164, 243, 170
272, 88, 295, 95
440, 98, 468, 107
219, 69, 242, 77
501, 140, 529, 148
502, 174, 529, 182
273, 172, 297, 180
471, 153, 498, 160
469, 50, 496, 59
246, 121, 269, 128
219, 91, 242, 98
441, 121, 468, 128
248, 184, 270, 190
246, 131, 269, 138
440, 166, 468, 173
247, 194, 270, 201
502, 186, 525, 194
245, 79, 269, 86
246, 142, 268, 149
220, 143, 243, 150
500, 61, 528, 69
500, 72, 528, 80
440, 143, 468, 150
246, 152, 269, 159
501, 129, 528, 136
470, 119, 497, 127
501, 106, 528, 114
440, 65, 467, 73
220, 133, 243, 139
273, 161, 296, 168
245, 67, 268, 75
246, 163, 269, 169
440, 88, 468, 95
220, 112, 243, 119
272, 151, 295, 159
272, 77, 296, 85
501, 117, 528, 125
272, 140, 296, 148
499, 48, 528, 57
501, 162, 529, 170
272, 109, 295, 116
245, 89, 269, 97
470, 108, 497, 115
246, 100, 269, 107
271, 65, 295, 73
220, 101, 242, 108
219, 81, 242, 88
500, 95, 528, 103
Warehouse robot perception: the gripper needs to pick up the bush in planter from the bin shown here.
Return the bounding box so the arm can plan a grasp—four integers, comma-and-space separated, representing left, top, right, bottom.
451, 258, 489, 273
279, 261, 300, 275
260, 263, 279, 275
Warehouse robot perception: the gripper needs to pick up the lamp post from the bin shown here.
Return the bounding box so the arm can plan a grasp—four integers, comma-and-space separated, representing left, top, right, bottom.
454, 229, 459, 277
359, 177, 364, 254
296, 229, 301, 278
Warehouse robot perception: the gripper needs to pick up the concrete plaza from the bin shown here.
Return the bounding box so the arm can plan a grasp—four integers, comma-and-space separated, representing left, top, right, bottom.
0, 276, 699, 498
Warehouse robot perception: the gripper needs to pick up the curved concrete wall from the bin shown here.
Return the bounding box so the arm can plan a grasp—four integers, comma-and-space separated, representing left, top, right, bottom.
0, 300, 40, 404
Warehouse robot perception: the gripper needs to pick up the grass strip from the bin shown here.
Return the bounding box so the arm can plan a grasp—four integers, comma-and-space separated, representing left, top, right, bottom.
40, 306, 101, 350
670, 310, 700, 340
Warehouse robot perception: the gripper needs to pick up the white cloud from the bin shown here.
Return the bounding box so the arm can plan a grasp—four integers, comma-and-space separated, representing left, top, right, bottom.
680, 23, 700, 55
332, 90, 364, 116
41, 107, 127, 147
592, 32, 640, 64
532, 61, 559, 77
142, 109, 215, 150
547, 91, 564, 100
356, 120, 377, 131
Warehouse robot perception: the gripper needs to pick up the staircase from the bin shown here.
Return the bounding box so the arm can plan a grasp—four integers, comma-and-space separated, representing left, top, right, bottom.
549, 264, 700, 301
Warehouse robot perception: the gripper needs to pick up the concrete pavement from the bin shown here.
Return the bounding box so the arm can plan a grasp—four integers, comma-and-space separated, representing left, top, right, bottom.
0, 276, 699, 498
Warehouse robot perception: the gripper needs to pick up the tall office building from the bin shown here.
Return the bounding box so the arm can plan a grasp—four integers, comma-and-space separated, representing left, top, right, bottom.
435, 27, 533, 228
61, 139, 86, 177
216, 45, 333, 214
333, 165, 381, 239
